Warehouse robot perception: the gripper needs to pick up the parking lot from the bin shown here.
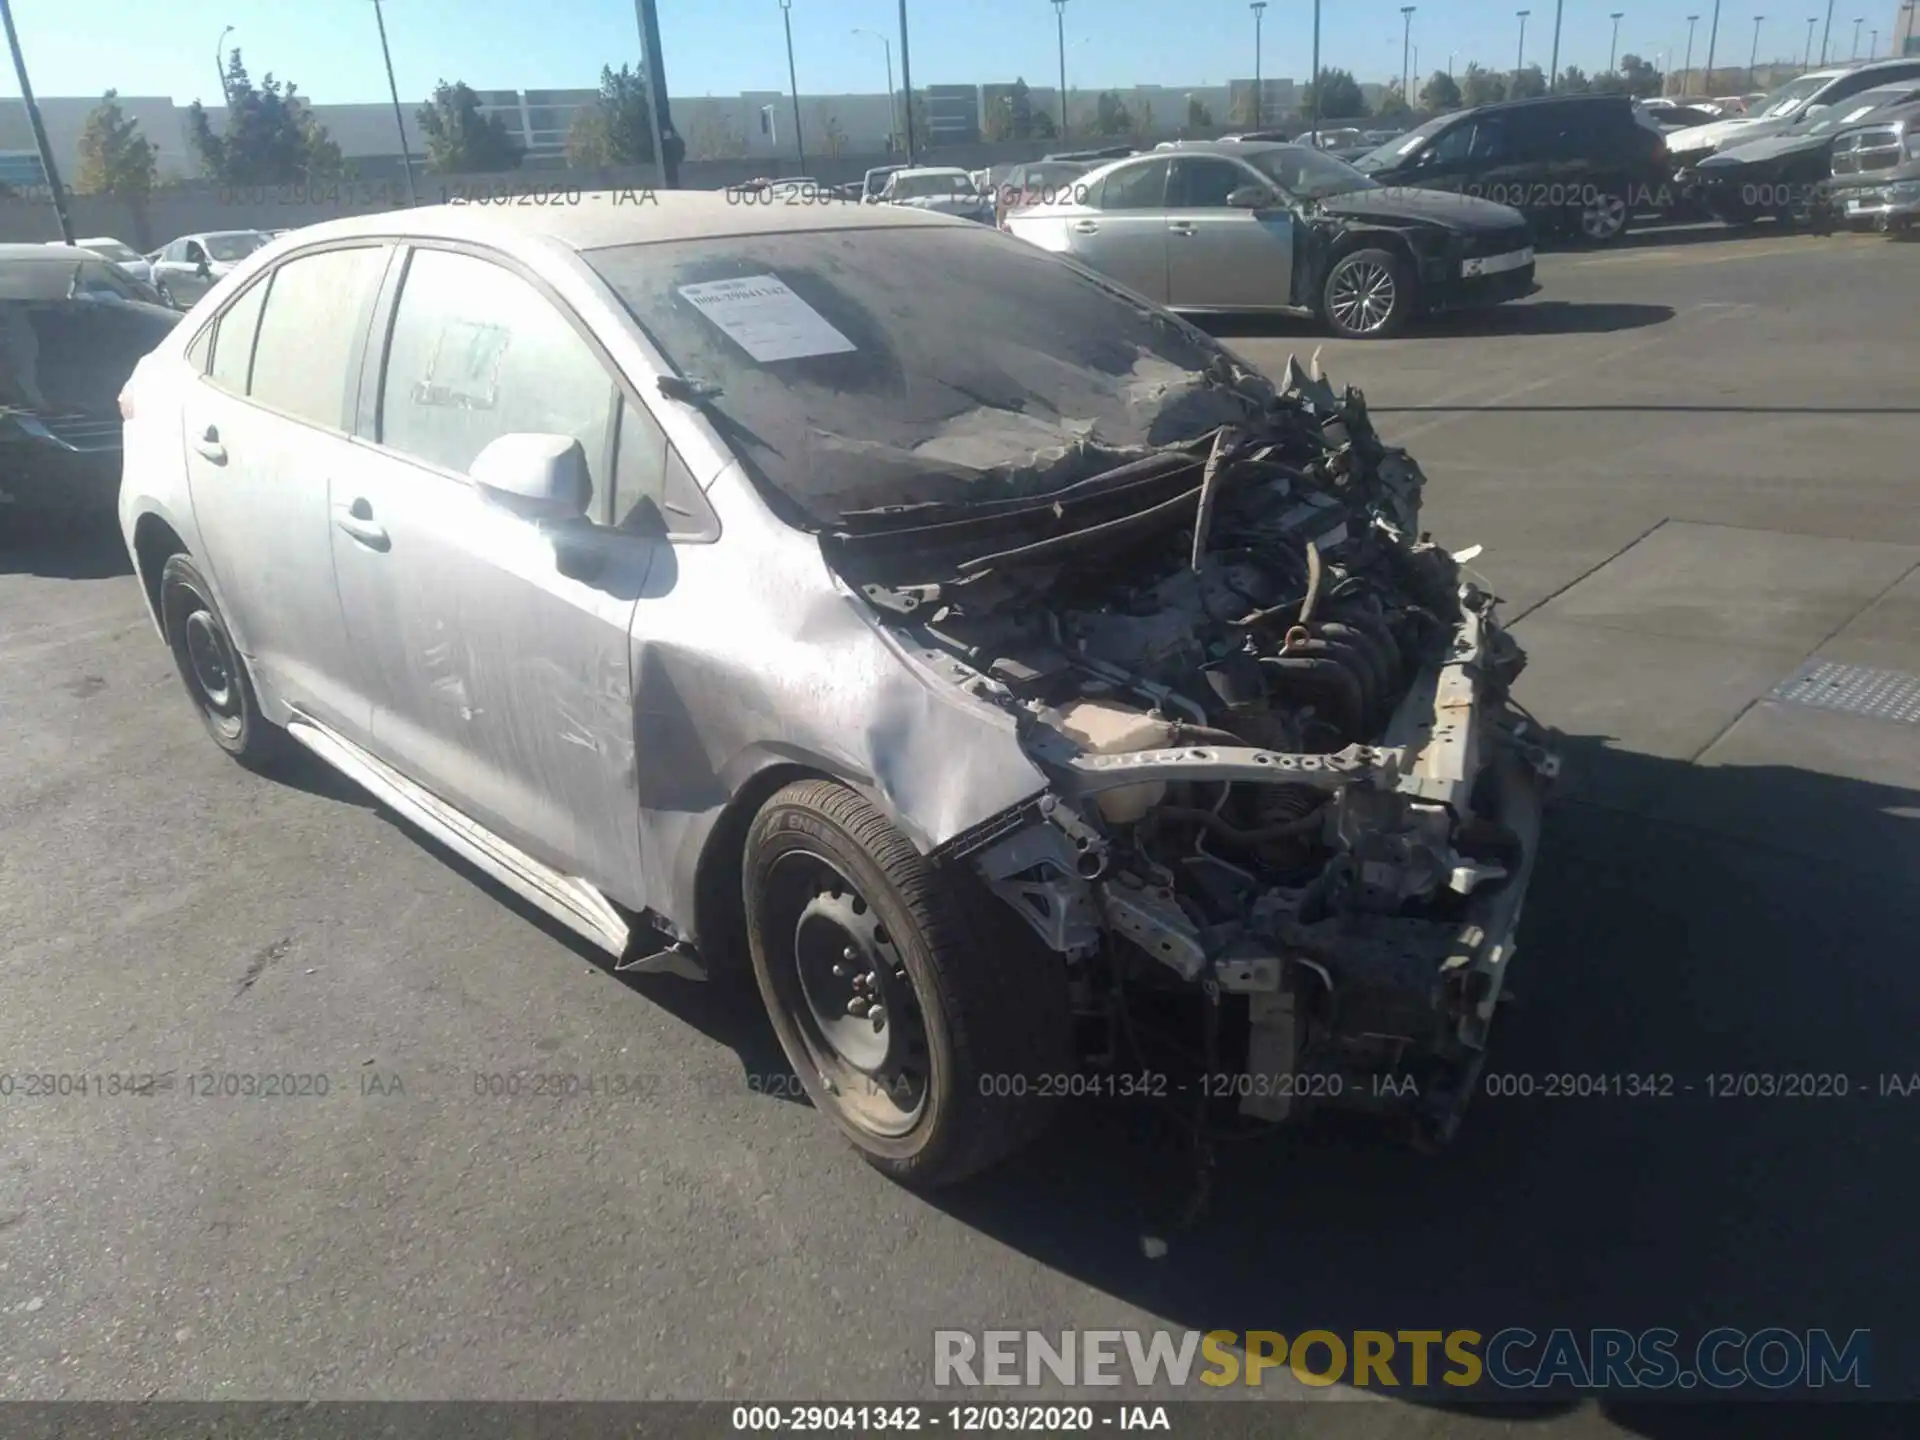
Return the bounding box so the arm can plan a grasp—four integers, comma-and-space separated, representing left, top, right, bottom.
3, 224, 1917, 1428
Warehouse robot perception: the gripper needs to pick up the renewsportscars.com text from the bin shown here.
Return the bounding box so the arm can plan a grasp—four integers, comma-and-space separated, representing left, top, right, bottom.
933, 1327, 1871, 1392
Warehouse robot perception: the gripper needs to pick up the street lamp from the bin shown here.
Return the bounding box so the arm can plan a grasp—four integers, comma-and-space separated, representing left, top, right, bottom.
1749, 14, 1764, 87
777, 0, 804, 173
1399, 7, 1414, 103
370, 0, 418, 205
1802, 14, 1817, 65
1683, 14, 1699, 94
1851, 15, 1863, 58
1869, 26, 1877, 57
1309, 0, 1322, 145
897, 0, 915, 163
1548, 0, 1565, 89
1704, 0, 1722, 96
1252, 2, 1268, 127
1052, 0, 1069, 141
852, 28, 896, 151
214, 24, 233, 106
0, 0, 72, 242
1515, 9, 1530, 81
1609, 11, 1625, 71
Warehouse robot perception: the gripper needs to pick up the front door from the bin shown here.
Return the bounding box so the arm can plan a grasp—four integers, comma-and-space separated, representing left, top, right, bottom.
1067, 157, 1171, 302
329, 243, 657, 897
1164, 156, 1296, 310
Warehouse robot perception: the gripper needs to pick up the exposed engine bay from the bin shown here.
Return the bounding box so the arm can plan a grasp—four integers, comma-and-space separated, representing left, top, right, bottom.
827, 355, 1559, 1152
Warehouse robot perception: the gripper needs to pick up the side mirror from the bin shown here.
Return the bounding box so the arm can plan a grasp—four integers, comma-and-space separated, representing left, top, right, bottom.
1227, 184, 1280, 210
471, 432, 592, 520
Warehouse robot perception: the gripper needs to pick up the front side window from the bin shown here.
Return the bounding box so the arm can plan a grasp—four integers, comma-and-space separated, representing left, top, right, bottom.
1168, 158, 1255, 208
248, 246, 387, 430
378, 247, 617, 506
184, 241, 207, 265
1096, 159, 1169, 211
207, 278, 268, 395
204, 233, 268, 264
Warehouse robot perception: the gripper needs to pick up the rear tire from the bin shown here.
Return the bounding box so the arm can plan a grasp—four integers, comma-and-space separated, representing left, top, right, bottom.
159, 553, 286, 769
1321, 247, 1412, 339
1576, 190, 1631, 245
743, 779, 1072, 1188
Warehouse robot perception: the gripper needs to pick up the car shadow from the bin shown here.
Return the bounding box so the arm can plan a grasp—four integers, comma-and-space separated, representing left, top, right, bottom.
0, 513, 133, 579
905, 735, 1920, 1413
1194, 299, 1673, 343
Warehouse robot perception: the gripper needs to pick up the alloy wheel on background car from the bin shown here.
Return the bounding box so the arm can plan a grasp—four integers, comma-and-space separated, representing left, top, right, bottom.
1325, 254, 1402, 337
1580, 194, 1631, 242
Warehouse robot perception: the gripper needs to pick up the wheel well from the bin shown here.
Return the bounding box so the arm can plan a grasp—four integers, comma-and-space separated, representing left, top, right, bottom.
132, 514, 186, 635
691, 762, 837, 977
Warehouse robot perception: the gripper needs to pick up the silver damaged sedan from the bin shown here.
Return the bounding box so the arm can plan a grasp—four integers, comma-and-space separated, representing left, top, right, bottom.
119, 196, 1557, 1188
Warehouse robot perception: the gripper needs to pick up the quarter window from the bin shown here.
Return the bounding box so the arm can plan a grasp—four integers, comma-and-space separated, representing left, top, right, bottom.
249, 246, 386, 430
206, 278, 267, 395
377, 247, 617, 506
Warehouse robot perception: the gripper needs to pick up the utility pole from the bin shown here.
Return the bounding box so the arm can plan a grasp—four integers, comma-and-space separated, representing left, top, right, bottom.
1610, 11, 1625, 71
0, 0, 70, 242
778, 0, 804, 173
1053, 0, 1069, 141
1705, 0, 1722, 95
1252, 2, 1268, 126
1749, 14, 1764, 86
899, 0, 916, 161
370, 0, 418, 205
635, 0, 680, 186
1400, 6, 1416, 100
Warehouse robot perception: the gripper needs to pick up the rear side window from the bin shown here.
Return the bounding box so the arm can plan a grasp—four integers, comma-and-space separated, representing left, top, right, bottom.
1096, 159, 1169, 210
206, 279, 267, 395
249, 246, 386, 430
378, 247, 617, 501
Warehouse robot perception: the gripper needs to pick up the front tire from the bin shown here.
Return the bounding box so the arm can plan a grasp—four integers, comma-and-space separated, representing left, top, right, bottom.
1322, 247, 1412, 339
159, 553, 285, 768
1576, 190, 1631, 245
743, 779, 1071, 1188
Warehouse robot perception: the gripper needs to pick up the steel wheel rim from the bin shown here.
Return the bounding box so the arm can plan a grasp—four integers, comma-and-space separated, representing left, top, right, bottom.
1583, 196, 1627, 238
1329, 260, 1397, 334
182, 607, 242, 738
765, 851, 929, 1138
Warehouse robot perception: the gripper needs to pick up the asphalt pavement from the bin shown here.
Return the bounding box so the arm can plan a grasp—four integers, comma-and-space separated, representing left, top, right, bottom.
3, 225, 1917, 1432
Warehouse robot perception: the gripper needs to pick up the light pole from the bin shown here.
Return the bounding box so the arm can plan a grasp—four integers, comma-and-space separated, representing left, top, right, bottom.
214, 24, 233, 106
370, 0, 418, 205
1309, 0, 1322, 145
898, 0, 915, 163
778, 0, 804, 173
0, 0, 71, 242
632, 0, 678, 186
1610, 11, 1625, 71
1683, 14, 1698, 94
1802, 14, 1817, 65
1749, 14, 1764, 86
1052, 0, 1069, 141
1252, 3, 1268, 127
1515, 9, 1530, 82
1705, 0, 1722, 96
1818, 0, 1834, 60
1851, 15, 1863, 58
1399, 6, 1415, 102
852, 29, 896, 150
1869, 26, 1877, 57
1548, 0, 1565, 89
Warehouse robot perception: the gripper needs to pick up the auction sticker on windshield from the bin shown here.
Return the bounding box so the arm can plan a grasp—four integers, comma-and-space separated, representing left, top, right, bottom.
676, 274, 856, 362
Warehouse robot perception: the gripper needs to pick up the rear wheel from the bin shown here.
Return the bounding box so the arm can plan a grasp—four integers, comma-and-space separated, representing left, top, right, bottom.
159, 553, 286, 768
1322, 247, 1412, 339
1577, 191, 1631, 245
743, 779, 1071, 1188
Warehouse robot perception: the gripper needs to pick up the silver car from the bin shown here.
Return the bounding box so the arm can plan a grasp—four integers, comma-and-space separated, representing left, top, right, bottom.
148, 229, 274, 309
120, 196, 1552, 1187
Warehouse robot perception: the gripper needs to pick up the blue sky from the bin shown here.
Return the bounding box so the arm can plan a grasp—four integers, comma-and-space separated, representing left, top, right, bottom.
0, 0, 1891, 105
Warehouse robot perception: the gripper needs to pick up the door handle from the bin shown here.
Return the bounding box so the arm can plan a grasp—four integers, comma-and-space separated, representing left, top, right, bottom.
193, 424, 226, 465
1168, 222, 1197, 235
334, 499, 390, 552
1069, 219, 1099, 233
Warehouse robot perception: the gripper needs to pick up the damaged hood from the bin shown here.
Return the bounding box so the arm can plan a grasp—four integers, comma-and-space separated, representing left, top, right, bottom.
1312, 186, 1530, 236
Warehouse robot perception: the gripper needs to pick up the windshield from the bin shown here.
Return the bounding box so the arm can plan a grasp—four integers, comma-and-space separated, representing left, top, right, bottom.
1353, 111, 1458, 170
79, 240, 139, 263
891, 172, 977, 199
1802, 88, 1918, 133
1758, 75, 1832, 117
586, 228, 1247, 525
204, 233, 270, 263
1242, 146, 1379, 200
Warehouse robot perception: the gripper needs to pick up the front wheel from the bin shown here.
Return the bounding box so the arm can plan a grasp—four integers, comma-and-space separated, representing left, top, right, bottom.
1322, 247, 1412, 339
743, 779, 1071, 1188
1576, 191, 1631, 245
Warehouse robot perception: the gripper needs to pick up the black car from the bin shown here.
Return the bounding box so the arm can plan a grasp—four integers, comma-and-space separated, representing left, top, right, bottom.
1351, 94, 1671, 245
0, 246, 177, 523
1685, 82, 1920, 227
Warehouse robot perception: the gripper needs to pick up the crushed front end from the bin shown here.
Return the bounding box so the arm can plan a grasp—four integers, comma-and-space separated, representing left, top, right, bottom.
829, 357, 1558, 1148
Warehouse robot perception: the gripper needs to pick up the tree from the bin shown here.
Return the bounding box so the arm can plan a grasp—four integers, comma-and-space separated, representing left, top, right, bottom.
1375, 85, 1414, 123
1460, 62, 1509, 106
1556, 65, 1592, 93
1510, 63, 1549, 99
75, 90, 157, 196
564, 63, 685, 171
1420, 69, 1463, 110
187, 49, 344, 185
1618, 54, 1665, 98
1186, 95, 1215, 130
684, 102, 747, 159
1302, 67, 1368, 120
416, 80, 522, 174
1085, 90, 1133, 137
812, 104, 848, 157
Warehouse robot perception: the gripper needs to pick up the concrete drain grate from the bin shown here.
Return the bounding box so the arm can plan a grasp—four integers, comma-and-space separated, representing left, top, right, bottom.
1770, 660, 1920, 725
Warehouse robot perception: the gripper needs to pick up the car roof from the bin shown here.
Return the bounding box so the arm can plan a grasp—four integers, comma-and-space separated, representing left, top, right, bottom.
0, 242, 105, 258
259, 191, 960, 255
1159, 140, 1306, 159
893, 166, 971, 177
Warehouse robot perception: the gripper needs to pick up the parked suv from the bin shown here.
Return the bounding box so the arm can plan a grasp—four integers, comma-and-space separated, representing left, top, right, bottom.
1667, 58, 1920, 158
1351, 94, 1670, 244
1828, 94, 1920, 232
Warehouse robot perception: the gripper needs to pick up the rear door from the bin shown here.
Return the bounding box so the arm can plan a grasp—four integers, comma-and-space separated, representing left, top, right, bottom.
181, 242, 392, 736
1164, 155, 1294, 310
1064, 157, 1171, 302
329, 242, 662, 893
